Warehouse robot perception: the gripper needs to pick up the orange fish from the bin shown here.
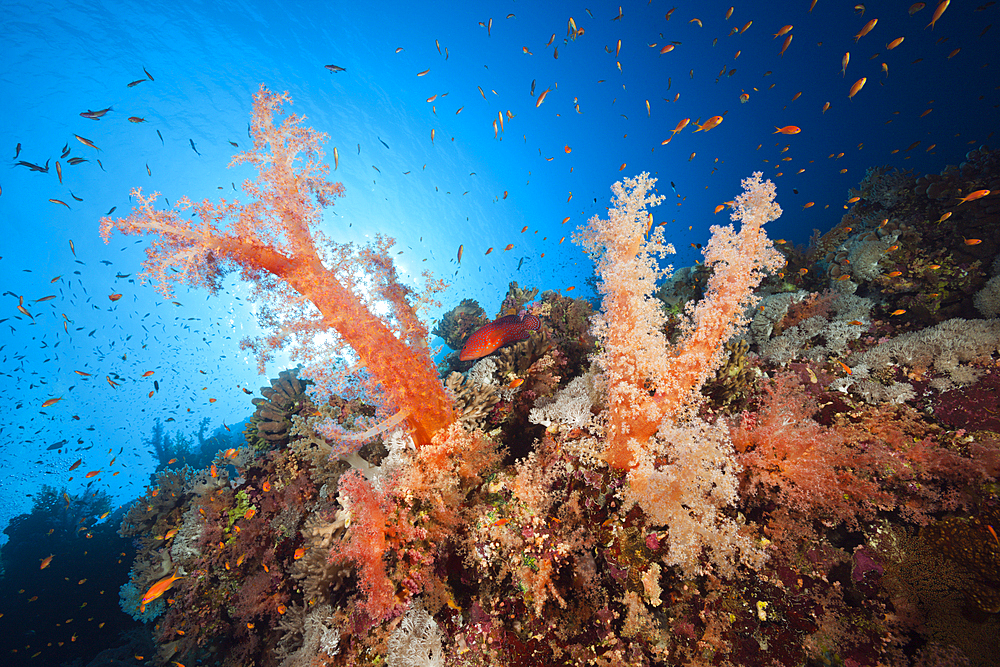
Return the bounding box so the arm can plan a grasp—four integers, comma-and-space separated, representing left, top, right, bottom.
855, 18, 877, 42
41, 397, 63, 408
141, 371, 155, 377
293, 547, 308, 560
956, 189, 989, 204
456, 244, 463, 264
848, 77, 867, 99
890, 309, 906, 316
963, 238, 982, 246
694, 116, 723, 132
503, 244, 514, 251
40, 554, 54, 569
803, 202, 815, 209
485, 247, 493, 255
416, 68, 430, 76
887, 36, 904, 50
887, 271, 902, 277
779, 34, 792, 57
140, 571, 184, 611
107, 376, 119, 388
714, 204, 725, 214
108, 293, 122, 302
847, 321, 864, 326
926, 0, 949, 29
50, 198, 70, 209
773, 126, 801, 134
68, 459, 82, 471
85, 470, 101, 478
909, 3, 926, 15
244, 507, 256, 520
74, 134, 100, 151
536, 88, 550, 107
773, 25, 793, 38
210, 464, 218, 477
508, 378, 525, 389
262, 481, 271, 492
836, 360, 853, 375
842, 52, 850, 77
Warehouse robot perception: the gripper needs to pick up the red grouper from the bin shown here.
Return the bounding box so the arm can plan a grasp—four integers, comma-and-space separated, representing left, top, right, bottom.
459, 311, 541, 361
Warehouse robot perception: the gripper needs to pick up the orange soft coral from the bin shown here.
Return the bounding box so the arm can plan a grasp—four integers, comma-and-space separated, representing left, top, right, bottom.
100, 86, 454, 447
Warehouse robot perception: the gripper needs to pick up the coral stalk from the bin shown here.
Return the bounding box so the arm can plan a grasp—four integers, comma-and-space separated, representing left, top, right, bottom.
100, 86, 454, 447
576, 172, 784, 470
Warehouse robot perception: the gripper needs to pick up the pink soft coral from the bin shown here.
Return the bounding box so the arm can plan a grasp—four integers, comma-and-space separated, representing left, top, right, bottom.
100, 86, 454, 447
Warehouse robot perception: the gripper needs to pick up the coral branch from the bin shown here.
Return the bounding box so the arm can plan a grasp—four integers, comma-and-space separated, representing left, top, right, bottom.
576, 171, 784, 470
100, 86, 454, 446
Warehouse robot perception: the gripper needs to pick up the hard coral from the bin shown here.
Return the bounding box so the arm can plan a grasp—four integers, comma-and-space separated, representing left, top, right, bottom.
245, 368, 314, 449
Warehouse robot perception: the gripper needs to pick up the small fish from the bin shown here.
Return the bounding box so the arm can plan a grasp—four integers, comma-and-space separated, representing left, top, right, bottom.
108, 293, 123, 301
66, 157, 87, 165
140, 571, 184, 611
956, 189, 990, 204
848, 77, 867, 99
143, 67, 154, 80
334, 146, 338, 170
324, 64, 346, 73
56, 161, 63, 184
79, 106, 113, 120
40, 554, 54, 569
294, 547, 308, 559
855, 18, 877, 42
85, 470, 101, 478
189, 139, 201, 155
773, 126, 801, 134
128, 117, 146, 123
910, 3, 926, 15
887, 271, 902, 277
417, 68, 430, 76
74, 134, 100, 151
157, 129, 164, 145
963, 238, 982, 245
926, 0, 949, 29
536, 88, 551, 107
887, 36, 904, 50
694, 116, 723, 132
69, 459, 83, 471
504, 244, 514, 251
456, 244, 463, 264
49, 198, 70, 209
780, 34, 792, 57
836, 360, 853, 374
41, 397, 63, 408
890, 309, 906, 316
774, 25, 793, 38
127, 79, 146, 88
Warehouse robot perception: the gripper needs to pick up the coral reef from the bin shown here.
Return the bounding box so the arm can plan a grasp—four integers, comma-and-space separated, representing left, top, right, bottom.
106, 89, 1000, 667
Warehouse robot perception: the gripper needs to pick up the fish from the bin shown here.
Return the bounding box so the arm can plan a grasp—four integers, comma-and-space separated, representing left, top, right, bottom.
157, 130, 164, 145
14, 142, 21, 159
85, 470, 101, 478
143, 66, 154, 80
41, 397, 63, 408
128, 117, 146, 123
855, 18, 877, 42
956, 189, 989, 204
127, 79, 146, 87
40, 555, 54, 569
49, 198, 70, 209
109, 293, 123, 301
79, 106, 113, 120
74, 134, 100, 151
189, 139, 201, 155
504, 244, 514, 251
890, 309, 906, 316
774, 126, 801, 134
848, 77, 867, 99
334, 146, 338, 170
774, 25, 793, 38
46, 439, 69, 450
926, 0, 949, 29
417, 68, 430, 76
887, 37, 904, 50
714, 204, 725, 214
779, 34, 792, 57
56, 161, 63, 184
140, 571, 184, 611
694, 116, 723, 132
324, 64, 346, 73
910, 3, 926, 14
68, 459, 82, 471
293, 547, 308, 559
459, 312, 542, 361
842, 52, 850, 77
536, 88, 550, 107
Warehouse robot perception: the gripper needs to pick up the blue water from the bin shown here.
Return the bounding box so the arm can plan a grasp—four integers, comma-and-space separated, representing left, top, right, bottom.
1, 0, 997, 663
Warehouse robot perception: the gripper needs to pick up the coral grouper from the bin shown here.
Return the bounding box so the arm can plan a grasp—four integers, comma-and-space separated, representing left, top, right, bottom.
459, 311, 541, 361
